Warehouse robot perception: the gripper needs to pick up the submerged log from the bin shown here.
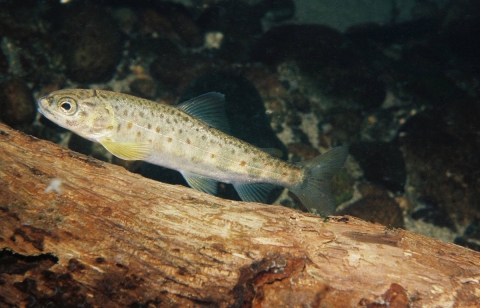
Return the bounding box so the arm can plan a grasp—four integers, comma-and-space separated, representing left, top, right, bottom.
0, 122, 479, 307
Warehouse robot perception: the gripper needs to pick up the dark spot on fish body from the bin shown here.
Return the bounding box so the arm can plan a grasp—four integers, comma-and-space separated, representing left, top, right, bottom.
240, 160, 246, 166
179, 129, 183, 134
211, 153, 216, 159
166, 119, 171, 124
148, 139, 152, 144
171, 127, 175, 132
127, 122, 133, 130
123, 110, 128, 116
136, 131, 141, 138
147, 123, 152, 130
107, 125, 114, 130
202, 135, 206, 141
186, 138, 191, 144
155, 127, 160, 133
167, 137, 172, 142
184, 117, 189, 122
79, 111, 88, 117
160, 113, 164, 118
117, 123, 121, 132
174, 119, 178, 124
139, 111, 144, 118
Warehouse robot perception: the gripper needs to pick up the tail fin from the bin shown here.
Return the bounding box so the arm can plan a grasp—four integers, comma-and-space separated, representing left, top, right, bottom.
290, 146, 349, 216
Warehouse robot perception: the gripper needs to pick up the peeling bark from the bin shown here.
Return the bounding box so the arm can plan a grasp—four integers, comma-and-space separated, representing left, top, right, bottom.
0, 123, 479, 307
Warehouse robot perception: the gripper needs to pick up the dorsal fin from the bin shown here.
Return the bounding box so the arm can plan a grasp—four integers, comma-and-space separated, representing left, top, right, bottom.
176, 92, 230, 133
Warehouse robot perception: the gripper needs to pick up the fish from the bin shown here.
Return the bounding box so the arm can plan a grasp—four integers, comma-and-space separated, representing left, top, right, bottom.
37, 89, 348, 216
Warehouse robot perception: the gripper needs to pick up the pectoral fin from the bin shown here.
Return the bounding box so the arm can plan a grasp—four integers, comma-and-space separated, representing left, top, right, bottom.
100, 139, 152, 160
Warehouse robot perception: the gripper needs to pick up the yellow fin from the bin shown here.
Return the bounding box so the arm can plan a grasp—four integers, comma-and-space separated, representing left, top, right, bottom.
100, 139, 152, 160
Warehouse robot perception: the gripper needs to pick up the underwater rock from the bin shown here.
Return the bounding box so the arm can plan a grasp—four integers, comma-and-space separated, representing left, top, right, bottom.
58, 3, 122, 83
0, 1, 45, 40
197, 1, 267, 61
338, 183, 404, 229
325, 109, 363, 145
0, 79, 36, 126
129, 77, 157, 100
388, 45, 466, 106
251, 24, 343, 69
454, 218, 480, 251
287, 143, 319, 161
261, 0, 295, 22
411, 200, 456, 230
251, 24, 386, 108
349, 141, 406, 193
242, 66, 298, 129
396, 100, 480, 226
150, 53, 200, 91
140, 3, 203, 48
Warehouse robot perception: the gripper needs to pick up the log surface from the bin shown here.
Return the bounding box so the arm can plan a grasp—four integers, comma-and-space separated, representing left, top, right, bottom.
0, 123, 479, 307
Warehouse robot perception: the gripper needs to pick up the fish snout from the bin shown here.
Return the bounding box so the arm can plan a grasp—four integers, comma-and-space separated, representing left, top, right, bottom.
37, 96, 53, 117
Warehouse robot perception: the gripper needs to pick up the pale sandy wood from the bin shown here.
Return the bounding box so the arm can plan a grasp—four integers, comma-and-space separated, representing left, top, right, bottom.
0, 122, 479, 307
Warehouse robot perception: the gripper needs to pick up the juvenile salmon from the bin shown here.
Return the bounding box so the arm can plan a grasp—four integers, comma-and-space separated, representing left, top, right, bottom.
37, 89, 348, 215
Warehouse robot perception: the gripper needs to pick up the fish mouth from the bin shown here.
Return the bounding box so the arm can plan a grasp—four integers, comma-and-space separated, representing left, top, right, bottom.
37, 97, 56, 119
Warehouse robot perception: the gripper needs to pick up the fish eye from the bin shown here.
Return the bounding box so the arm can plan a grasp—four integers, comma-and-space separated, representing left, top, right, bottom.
58, 98, 77, 115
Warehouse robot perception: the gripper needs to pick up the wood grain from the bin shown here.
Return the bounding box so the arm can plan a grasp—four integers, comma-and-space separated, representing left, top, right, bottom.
0, 123, 479, 307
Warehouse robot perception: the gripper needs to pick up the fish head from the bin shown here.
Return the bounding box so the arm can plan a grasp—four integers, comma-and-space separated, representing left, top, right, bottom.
37, 89, 116, 141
